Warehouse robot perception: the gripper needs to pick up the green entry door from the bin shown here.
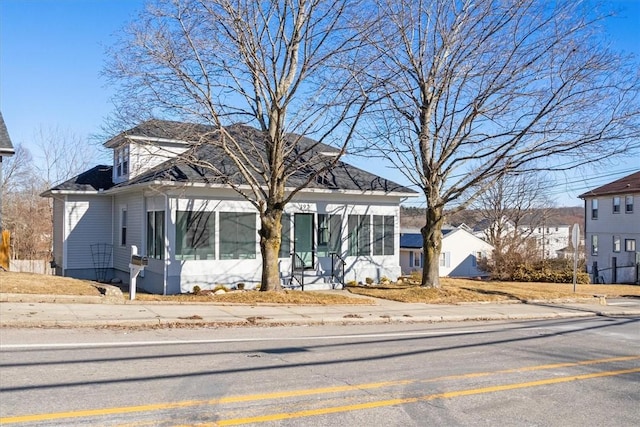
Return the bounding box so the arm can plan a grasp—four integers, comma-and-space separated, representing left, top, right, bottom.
294, 213, 314, 268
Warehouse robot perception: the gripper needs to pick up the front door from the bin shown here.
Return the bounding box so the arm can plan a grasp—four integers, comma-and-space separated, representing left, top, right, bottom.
294, 213, 314, 269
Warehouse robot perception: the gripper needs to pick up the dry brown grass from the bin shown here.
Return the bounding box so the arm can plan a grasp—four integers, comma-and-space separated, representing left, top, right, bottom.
3, 271, 639, 305
0, 271, 103, 296
127, 289, 374, 305
347, 277, 640, 303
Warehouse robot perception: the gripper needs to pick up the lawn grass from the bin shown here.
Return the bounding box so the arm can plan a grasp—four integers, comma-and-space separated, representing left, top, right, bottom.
347, 277, 640, 303
127, 289, 375, 305
2, 270, 639, 305
0, 271, 103, 296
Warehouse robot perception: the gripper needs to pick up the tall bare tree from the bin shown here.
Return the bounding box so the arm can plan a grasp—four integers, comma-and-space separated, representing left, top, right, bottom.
472, 173, 554, 278
106, 0, 370, 291
363, 0, 640, 287
32, 126, 100, 187
1, 145, 51, 260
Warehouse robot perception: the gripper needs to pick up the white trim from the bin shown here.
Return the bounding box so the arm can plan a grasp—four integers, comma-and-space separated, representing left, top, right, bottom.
163, 193, 169, 295
120, 181, 417, 197
62, 195, 68, 274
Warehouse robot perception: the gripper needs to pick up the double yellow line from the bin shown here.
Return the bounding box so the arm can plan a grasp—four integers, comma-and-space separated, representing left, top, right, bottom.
2, 355, 638, 425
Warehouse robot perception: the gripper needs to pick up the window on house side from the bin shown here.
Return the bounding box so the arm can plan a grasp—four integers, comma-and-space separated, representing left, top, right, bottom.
120, 208, 127, 246
613, 235, 621, 253
219, 212, 256, 260
279, 213, 291, 258
591, 235, 598, 256
348, 215, 370, 256
625, 239, 636, 252
414, 251, 421, 267
317, 214, 342, 257
373, 215, 394, 256
176, 210, 215, 260
613, 196, 621, 213
591, 199, 598, 219
146, 211, 165, 259
122, 145, 129, 175
626, 196, 634, 213
439, 252, 450, 268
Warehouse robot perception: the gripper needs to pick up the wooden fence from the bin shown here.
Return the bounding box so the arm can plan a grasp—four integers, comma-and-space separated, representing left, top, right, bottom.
9, 259, 54, 275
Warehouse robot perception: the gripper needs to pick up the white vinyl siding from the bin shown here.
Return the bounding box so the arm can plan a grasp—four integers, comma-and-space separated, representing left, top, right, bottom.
112, 194, 143, 271
65, 197, 112, 269
52, 198, 65, 269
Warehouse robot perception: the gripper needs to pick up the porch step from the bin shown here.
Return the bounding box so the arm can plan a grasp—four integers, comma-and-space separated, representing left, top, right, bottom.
283, 271, 344, 290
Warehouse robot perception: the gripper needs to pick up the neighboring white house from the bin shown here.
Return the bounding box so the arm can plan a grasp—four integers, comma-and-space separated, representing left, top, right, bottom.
579, 171, 640, 284
399, 227, 493, 277
42, 120, 418, 294
473, 217, 570, 260
520, 224, 571, 260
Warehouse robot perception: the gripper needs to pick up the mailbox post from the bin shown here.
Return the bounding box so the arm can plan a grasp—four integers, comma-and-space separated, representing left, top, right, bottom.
129, 245, 148, 300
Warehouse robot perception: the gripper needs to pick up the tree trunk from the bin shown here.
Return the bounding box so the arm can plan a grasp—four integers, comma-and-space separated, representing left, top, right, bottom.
259, 207, 283, 292
421, 205, 444, 288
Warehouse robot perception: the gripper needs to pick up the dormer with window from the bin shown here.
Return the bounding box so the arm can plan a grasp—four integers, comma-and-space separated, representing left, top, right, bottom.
104, 121, 194, 184
114, 144, 130, 182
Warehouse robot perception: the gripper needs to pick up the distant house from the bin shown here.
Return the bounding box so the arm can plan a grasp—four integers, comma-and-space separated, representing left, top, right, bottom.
41, 120, 418, 294
399, 227, 493, 277
0, 112, 15, 231
520, 224, 571, 260
579, 171, 640, 284
473, 217, 570, 260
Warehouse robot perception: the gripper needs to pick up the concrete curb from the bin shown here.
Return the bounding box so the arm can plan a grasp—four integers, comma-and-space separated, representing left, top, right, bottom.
1, 292, 638, 330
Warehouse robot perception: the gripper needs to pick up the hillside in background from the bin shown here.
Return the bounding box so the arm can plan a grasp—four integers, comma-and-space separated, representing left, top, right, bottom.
401, 206, 584, 230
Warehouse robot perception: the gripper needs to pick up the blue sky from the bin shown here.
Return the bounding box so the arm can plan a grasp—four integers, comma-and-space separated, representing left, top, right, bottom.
1, 0, 639, 206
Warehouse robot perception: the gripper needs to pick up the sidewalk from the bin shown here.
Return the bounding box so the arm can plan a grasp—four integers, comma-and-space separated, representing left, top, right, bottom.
1, 292, 638, 328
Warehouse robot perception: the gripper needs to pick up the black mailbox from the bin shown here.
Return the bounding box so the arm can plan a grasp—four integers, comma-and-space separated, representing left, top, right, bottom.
131, 255, 149, 266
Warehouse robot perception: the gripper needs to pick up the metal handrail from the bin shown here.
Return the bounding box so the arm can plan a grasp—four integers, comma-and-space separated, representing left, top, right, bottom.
290, 252, 306, 291
330, 252, 347, 289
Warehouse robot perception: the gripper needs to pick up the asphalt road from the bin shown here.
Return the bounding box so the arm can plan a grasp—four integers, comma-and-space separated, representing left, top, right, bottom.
1, 317, 639, 426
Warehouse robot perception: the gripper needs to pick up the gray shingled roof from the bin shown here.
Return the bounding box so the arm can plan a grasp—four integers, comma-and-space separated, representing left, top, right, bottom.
46, 121, 417, 195
42, 165, 114, 194
0, 112, 15, 156
400, 230, 453, 249
115, 121, 416, 194
578, 171, 640, 198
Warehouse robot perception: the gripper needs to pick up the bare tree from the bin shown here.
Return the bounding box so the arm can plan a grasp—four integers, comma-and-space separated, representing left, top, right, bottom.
1, 145, 52, 260
472, 173, 554, 278
2, 128, 100, 260
363, 0, 640, 287
32, 125, 100, 187
0, 145, 33, 196
106, 0, 370, 291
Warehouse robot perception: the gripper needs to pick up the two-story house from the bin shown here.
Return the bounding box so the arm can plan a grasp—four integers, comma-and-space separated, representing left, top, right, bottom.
579, 171, 640, 284
42, 120, 418, 294
521, 224, 571, 260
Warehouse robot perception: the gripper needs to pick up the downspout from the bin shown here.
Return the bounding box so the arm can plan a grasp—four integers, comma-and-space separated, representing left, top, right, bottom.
163, 192, 169, 296
62, 195, 68, 276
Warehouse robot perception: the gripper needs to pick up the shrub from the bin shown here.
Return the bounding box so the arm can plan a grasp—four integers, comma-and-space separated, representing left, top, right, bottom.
365, 277, 374, 285
345, 280, 357, 287
192, 285, 202, 295
212, 284, 228, 293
